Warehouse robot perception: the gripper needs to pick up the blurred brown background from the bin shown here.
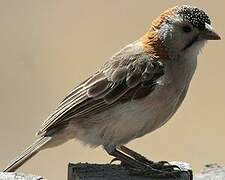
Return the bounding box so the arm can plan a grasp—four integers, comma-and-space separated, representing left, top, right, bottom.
0, 0, 224, 179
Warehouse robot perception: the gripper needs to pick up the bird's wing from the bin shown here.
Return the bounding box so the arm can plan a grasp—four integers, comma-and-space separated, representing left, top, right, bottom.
37, 47, 164, 136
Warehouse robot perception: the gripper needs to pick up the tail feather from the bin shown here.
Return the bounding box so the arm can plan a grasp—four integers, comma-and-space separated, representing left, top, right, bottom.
3, 136, 52, 172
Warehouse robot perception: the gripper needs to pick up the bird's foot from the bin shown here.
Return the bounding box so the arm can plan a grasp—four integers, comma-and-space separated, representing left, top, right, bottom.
119, 146, 182, 172
149, 161, 181, 172
117, 158, 183, 178
107, 146, 187, 178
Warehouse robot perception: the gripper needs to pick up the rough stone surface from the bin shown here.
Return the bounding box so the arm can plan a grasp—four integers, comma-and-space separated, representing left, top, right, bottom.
0, 172, 44, 180
194, 164, 225, 180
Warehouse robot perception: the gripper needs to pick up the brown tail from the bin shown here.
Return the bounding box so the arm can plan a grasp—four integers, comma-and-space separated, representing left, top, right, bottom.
3, 136, 52, 172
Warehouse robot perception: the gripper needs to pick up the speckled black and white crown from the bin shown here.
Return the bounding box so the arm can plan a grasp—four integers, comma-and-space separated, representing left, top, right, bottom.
176, 5, 211, 30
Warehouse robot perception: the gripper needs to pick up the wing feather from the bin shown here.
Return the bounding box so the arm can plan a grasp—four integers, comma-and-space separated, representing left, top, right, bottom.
37, 44, 164, 136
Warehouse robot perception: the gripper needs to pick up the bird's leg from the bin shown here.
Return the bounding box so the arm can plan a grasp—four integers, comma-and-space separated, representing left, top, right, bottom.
105, 147, 183, 178
119, 145, 154, 165
106, 148, 145, 168
119, 145, 182, 174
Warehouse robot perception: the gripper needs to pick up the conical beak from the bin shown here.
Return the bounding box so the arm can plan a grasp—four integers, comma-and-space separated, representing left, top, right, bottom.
200, 23, 221, 40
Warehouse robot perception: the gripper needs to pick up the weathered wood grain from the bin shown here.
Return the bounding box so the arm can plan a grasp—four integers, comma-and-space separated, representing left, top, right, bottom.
68, 162, 192, 180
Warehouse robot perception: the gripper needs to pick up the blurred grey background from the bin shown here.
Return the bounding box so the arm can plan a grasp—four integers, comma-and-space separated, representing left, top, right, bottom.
0, 0, 224, 179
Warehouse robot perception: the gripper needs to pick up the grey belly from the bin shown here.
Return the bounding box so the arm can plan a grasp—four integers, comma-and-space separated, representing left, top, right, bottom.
68, 84, 188, 149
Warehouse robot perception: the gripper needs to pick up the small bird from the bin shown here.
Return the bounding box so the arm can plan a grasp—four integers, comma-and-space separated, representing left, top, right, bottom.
4, 5, 220, 177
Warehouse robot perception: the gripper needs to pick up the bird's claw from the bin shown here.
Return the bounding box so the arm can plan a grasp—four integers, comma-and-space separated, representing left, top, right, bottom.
150, 161, 181, 171
110, 158, 134, 168
110, 157, 120, 164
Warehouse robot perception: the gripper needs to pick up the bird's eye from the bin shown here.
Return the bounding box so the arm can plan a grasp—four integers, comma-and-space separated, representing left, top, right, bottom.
182, 25, 192, 33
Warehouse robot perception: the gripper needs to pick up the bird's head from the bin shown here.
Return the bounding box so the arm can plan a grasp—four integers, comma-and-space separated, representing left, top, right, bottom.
142, 5, 221, 59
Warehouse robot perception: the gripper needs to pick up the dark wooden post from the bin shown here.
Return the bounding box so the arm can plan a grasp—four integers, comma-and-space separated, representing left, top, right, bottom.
68, 162, 192, 180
